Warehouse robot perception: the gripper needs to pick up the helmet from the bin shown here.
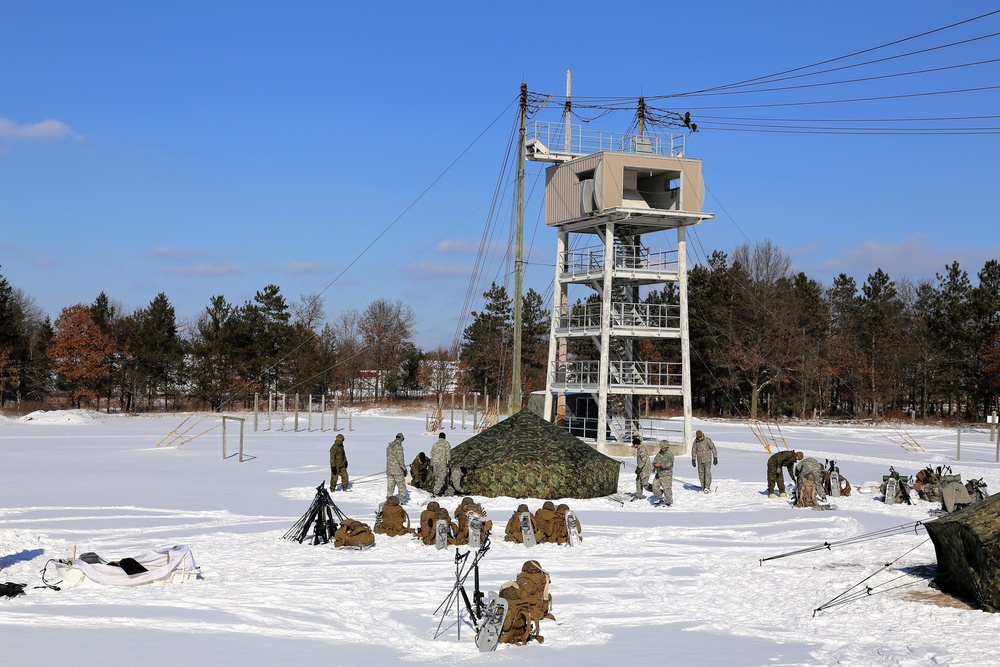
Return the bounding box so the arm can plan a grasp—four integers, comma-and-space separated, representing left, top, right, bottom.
395, 433, 404, 440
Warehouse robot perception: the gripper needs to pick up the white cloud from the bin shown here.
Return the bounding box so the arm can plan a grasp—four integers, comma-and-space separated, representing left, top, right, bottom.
817, 233, 1000, 280
150, 247, 212, 261
165, 262, 241, 276
286, 261, 323, 274
0, 118, 81, 141
436, 239, 479, 254
408, 261, 473, 279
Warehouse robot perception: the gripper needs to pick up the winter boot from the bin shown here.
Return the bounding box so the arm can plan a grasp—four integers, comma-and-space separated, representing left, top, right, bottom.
779, 492, 787, 498
768, 492, 776, 498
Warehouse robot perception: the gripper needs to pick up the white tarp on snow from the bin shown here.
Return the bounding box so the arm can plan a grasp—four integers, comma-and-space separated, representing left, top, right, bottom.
54, 545, 199, 588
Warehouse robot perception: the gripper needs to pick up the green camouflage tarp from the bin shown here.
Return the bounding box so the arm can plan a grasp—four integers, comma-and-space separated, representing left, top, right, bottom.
925, 492, 1000, 611
450, 409, 621, 499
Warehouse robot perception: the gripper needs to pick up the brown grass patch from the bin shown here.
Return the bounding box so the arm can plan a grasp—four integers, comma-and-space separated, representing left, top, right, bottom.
902, 588, 975, 610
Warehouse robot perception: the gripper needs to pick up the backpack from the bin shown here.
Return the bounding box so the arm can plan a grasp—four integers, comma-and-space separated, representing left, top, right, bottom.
504, 507, 536, 543
880, 467, 912, 505
497, 581, 536, 645
534, 506, 561, 543
334, 519, 375, 548
795, 473, 819, 508
515, 560, 554, 624
375, 501, 411, 537
434, 508, 458, 545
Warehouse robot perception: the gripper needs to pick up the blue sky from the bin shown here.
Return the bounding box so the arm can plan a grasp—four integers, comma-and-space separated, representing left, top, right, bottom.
2, 2, 998, 349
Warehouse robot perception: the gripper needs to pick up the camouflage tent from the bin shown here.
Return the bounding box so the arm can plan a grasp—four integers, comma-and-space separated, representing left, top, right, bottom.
450, 409, 621, 499
925, 493, 1000, 611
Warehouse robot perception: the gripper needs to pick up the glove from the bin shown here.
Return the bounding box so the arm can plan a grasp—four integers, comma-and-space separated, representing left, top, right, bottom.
713, 458, 718, 466
691, 461, 696, 467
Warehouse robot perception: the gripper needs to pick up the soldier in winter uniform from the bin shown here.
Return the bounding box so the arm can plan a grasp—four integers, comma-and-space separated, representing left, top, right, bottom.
632, 436, 652, 500
430, 432, 451, 496
691, 430, 718, 493
767, 450, 803, 498
795, 456, 825, 501
385, 433, 407, 503
652, 440, 674, 506
329, 433, 349, 491
409, 452, 431, 490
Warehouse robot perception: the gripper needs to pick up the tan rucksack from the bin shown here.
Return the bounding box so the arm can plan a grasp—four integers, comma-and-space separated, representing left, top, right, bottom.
497, 581, 537, 645
375, 497, 411, 537
418, 501, 441, 545
504, 504, 537, 543
534, 502, 560, 543
334, 519, 375, 548
515, 559, 554, 624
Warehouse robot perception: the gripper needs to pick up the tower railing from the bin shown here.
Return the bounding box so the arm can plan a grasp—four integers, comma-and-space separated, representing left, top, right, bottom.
561, 245, 678, 277
551, 360, 683, 390
557, 302, 680, 331
527, 121, 686, 159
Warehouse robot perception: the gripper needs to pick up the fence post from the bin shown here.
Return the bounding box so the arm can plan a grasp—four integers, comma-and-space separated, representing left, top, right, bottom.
308, 394, 313, 431
957, 422, 961, 461
268, 392, 273, 431
462, 393, 467, 429
450, 393, 455, 429
253, 393, 259, 432
294, 393, 300, 432
334, 395, 339, 432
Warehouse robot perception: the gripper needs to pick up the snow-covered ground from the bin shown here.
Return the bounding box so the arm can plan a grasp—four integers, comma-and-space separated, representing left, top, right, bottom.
2, 409, 1000, 666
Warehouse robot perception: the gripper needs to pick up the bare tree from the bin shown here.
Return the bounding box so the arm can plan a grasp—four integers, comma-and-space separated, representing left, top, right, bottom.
292, 293, 326, 333
717, 241, 797, 419
326, 309, 364, 401
359, 299, 415, 400
420, 346, 456, 397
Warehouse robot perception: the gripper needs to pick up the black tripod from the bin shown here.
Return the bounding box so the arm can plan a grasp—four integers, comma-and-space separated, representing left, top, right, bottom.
433, 535, 490, 640
282, 481, 349, 544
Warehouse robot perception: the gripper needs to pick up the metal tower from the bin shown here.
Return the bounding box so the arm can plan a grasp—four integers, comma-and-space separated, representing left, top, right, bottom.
529, 120, 713, 454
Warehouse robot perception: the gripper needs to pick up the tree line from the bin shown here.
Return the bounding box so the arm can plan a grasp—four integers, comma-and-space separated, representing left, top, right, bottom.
1, 243, 999, 421
682, 241, 1000, 421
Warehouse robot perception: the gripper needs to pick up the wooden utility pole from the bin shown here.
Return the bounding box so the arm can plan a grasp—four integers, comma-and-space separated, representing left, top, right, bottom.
509, 83, 527, 415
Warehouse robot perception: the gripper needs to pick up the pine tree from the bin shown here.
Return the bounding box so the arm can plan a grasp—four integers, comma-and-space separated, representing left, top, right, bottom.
460, 283, 512, 397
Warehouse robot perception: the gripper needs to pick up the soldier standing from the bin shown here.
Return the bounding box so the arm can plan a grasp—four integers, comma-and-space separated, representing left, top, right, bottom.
329, 433, 349, 491
691, 430, 718, 493
632, 435, 652, 501
652, 440, 674, 506
430, 432, 451, 496
766, 450, 803, 498
386, 432, 408, 503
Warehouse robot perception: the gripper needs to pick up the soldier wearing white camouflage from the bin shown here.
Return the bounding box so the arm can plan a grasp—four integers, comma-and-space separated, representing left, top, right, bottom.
430, 432, 451, 496
691, 430, 718, 493
795, 456, 825, 501
632, 435, 652, 501
385, 433, 407, 503
652, 440, 674, 506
